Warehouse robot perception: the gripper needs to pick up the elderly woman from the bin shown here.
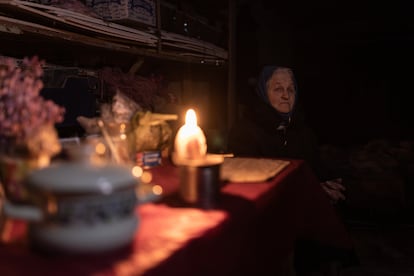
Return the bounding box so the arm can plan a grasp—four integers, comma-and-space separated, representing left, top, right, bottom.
228, 65, 345, 202
228, 65, 351, 274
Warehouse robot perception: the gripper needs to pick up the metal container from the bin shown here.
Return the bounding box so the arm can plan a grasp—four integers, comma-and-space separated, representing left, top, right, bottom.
178, 157, 223, 209
3, 161, 159, 254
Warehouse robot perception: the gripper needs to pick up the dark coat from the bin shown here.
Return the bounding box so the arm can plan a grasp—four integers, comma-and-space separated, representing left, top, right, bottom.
227, 95, 322, 178
228, 83, 357, 271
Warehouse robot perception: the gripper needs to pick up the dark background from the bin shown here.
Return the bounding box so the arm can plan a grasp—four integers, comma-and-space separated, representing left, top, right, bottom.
235, 0, 414, 146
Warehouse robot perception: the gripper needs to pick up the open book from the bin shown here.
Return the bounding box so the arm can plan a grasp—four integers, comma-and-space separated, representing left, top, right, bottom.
220, 157, 290, 183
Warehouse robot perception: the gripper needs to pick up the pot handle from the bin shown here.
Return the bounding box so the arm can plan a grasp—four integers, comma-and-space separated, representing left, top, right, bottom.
3, 200, 43, 222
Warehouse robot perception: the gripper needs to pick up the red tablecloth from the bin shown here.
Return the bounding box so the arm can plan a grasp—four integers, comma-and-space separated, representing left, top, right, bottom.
0, 159, 353, 275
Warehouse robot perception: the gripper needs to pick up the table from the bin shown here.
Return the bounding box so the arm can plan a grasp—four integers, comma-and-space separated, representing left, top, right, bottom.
0, 159, 354, 275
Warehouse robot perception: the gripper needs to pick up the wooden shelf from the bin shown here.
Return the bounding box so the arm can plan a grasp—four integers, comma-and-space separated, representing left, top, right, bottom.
0, 0, 234, 134
0, 0, 228, 67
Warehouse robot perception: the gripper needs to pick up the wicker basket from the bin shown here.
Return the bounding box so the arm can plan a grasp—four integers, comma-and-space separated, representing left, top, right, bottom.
86, 0, 156, 26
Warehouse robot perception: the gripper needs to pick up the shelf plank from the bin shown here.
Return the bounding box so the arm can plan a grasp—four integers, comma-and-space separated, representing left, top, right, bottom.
0, 15, 227, 66
0, 0, 228, 64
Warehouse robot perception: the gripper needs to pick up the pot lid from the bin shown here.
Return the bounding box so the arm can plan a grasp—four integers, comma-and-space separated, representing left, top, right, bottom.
27, 162, 138, 194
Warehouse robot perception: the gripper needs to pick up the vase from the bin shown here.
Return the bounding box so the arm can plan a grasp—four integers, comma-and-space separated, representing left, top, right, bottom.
0, 153, 50, 204
0, 125, 60, 203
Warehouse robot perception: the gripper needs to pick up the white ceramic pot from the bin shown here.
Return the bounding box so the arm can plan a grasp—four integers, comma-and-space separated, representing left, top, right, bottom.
3, 162, 159, 254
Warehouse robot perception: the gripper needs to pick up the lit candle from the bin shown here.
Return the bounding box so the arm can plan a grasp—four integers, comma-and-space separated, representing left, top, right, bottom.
174, 109, 207, 162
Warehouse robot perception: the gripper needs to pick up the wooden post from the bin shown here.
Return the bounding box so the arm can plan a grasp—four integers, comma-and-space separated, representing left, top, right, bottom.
227, 0, 236, 131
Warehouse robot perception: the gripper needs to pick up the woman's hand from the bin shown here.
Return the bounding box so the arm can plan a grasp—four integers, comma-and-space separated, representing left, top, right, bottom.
320, 178, 346, 203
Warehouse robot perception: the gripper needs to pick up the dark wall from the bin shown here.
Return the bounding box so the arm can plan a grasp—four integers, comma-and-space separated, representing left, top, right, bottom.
236, 0, 414, 146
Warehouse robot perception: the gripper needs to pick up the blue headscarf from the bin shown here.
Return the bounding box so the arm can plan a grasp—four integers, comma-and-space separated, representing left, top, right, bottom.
255, 65, 298, 121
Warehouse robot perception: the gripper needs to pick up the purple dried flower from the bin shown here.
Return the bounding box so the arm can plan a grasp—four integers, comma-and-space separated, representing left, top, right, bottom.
0, 56, 65, 154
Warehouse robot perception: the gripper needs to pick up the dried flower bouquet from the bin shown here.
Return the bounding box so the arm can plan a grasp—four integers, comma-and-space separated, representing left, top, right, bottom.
0, 56, 65, 158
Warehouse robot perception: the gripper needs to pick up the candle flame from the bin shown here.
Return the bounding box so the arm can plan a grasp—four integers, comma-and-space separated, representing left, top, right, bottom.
185, 109, 197, 126
173, 108, 207, 162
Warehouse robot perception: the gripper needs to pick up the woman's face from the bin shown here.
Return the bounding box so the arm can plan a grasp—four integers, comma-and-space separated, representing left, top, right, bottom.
266, 68, 296, 113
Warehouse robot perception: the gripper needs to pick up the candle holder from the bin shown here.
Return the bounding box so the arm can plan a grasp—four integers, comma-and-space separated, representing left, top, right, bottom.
172, 154, 224, 209
172, 109, 223, 209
